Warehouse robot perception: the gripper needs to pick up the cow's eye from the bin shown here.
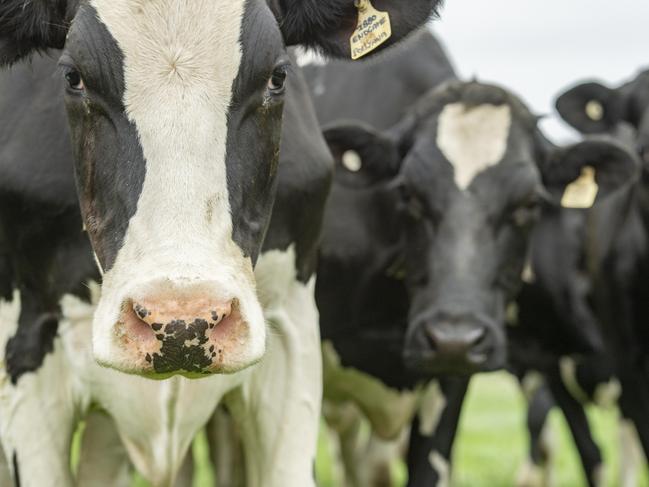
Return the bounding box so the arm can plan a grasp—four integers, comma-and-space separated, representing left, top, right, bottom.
267, 65, 288, 95
64, 69, 85, 92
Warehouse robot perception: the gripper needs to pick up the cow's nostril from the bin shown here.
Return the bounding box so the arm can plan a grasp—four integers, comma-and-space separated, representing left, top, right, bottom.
129, 298, 234, 334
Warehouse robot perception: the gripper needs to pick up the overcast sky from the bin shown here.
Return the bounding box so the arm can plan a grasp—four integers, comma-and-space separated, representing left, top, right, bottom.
432, 0, 649, 142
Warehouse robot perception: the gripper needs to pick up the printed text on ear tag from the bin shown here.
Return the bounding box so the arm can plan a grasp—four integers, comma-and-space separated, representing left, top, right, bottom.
561, 166, 599, 209
350, 0, 392, 60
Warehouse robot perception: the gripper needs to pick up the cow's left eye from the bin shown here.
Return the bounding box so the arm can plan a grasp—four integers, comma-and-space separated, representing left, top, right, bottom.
64, 69, 85, 92
267, 65, 288, 95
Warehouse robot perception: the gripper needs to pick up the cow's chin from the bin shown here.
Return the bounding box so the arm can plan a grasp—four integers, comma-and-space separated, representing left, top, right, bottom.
91, 280, 267, 378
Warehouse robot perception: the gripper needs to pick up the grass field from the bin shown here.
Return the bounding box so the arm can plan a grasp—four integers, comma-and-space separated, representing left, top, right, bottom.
121, 372, 647, 486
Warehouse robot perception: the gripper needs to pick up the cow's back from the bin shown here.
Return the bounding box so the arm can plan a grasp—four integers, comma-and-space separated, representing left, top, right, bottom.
302, 28, 457, 130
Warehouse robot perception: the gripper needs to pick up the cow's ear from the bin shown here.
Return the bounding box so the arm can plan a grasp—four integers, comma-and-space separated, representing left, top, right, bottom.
270, 0, 442, 59
323, 121, 402, 188
540, 138, 638, 208
555, 82, 624, 134
0, 0, 76, 66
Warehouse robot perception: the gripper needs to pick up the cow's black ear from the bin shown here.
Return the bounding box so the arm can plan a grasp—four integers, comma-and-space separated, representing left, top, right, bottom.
541, 137, 638, 208
0, 0, 75, 66
323, 121, 402, 188
270, 0, 442, 59
555, 82, 624, 135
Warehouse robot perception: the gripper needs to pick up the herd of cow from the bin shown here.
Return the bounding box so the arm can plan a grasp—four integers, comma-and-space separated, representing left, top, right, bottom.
0, 1, 648, 486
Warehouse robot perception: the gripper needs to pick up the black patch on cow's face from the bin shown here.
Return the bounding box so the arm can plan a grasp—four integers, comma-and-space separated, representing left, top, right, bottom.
226, 0, 288, 264
261, 48, 334, 283
60, 5, 143, 273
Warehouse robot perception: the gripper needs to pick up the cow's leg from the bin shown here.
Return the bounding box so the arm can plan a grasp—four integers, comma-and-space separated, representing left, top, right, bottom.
321, 400, 365, 487
619, 417, 642, 487
364, 430, 408, 487
0, 292, 77, 487
547, 369, 602, 487
616, 369, 649, 469
406, 377, 469, 487
517, 383, 555, 487
227, 277, 321, 487
206, 406, 246, 487
76, 411, 132, 487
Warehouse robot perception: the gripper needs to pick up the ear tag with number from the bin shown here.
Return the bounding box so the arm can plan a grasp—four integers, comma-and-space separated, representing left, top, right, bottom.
561, 166, 599, 209
350, 0, 392, 60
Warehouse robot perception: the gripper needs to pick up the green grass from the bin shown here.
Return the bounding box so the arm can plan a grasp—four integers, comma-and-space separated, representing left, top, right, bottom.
317, 372, 649, 487
453, 373, 649, 487
72, 373, 648, 486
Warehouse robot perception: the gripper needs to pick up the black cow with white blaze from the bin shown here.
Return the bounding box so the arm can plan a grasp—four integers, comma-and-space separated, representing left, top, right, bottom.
0, 0, 441, 485
303, 30, 470, 487
314, 74, 637, 486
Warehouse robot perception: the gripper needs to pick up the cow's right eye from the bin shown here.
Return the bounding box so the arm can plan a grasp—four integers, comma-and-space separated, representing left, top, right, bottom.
64, 69, 85, 92
267, 65, 288, 95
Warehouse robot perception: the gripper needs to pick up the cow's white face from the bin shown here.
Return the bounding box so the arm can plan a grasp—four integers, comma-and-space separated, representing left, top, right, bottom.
0, 0, 442, 377
61, 0, 289, 376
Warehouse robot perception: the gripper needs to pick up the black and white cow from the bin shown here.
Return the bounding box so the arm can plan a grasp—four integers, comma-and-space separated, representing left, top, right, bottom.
313, 72, 638, 486
544, 68, 649, 478
0, 1, 441, 485
508, 209, 626, 487
301, 30, 470, 487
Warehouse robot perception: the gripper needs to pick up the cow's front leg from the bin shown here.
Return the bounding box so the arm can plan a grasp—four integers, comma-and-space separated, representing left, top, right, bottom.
516, 381, 555, 487
407, 377, 469, 487
228, 276, 321, 487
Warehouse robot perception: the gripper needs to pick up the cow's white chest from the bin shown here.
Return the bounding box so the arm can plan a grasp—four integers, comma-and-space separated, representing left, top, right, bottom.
437, 103, 512, 190
60, 289, 245, 485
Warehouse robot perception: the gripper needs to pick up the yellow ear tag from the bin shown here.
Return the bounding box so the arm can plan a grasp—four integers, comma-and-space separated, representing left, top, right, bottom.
561, 166, 599, 209
350, 0, 392, 60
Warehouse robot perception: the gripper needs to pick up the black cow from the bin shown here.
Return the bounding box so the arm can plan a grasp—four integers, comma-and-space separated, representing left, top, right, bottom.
313, 64, 637, 486
508, 207, 624, 487
0, 1, 441, 484
302, 30, 469, 487
540, 68, 649, 480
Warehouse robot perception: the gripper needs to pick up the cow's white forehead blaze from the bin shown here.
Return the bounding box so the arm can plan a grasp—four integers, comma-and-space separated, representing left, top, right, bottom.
436, 103, 512, 190
90, 0, 265, 372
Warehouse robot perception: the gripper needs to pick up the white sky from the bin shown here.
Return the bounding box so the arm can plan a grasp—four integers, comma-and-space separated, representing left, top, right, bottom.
432, 0, 649, 143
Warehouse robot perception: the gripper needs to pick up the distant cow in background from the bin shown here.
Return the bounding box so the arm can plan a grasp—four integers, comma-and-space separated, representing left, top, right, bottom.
312, 51, 638, 484
545, 68, 649, 480
0, 1, 442, 485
